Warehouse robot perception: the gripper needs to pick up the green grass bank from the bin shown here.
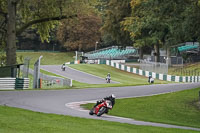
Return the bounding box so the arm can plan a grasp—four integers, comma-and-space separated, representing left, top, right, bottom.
69, 64, 168, 86
83, 87, 200, 128
0, 106, 199, 133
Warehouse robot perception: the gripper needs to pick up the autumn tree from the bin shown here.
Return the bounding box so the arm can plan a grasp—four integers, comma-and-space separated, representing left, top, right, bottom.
57, 12, 102, 51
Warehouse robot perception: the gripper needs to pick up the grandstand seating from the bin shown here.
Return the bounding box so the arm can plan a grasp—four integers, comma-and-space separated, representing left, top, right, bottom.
178, 44, 199, 52
85, 46, 137, 59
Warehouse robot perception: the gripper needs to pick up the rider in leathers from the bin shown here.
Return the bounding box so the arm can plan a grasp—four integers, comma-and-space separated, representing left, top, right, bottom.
94, 94, 116, 113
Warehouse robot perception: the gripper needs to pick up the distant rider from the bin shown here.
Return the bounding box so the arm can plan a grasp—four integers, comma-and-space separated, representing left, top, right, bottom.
61, 63, 66, 71
148, 75, 154, 83
106, 73, 111, 83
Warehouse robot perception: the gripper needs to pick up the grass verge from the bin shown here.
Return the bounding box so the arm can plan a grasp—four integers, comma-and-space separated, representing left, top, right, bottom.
168, 62, 200, 76
17, 52, 74, 68
0, 106, 199, 133
69, 64, 168, 86
83, 87, 200, 128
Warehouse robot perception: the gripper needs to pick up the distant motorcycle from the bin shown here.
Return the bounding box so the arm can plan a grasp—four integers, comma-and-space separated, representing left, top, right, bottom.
89, 100, 113, 117
106, 77, 111, 83
106, 73, 111, 83
61, 64, 66, 71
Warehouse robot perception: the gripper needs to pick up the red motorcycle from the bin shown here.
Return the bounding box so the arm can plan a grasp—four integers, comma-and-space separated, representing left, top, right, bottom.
89, 100, 113, 116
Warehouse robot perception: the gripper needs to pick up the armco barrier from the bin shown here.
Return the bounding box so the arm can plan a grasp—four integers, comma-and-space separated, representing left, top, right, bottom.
106, 60, 200, 83
0, 78, 29, 90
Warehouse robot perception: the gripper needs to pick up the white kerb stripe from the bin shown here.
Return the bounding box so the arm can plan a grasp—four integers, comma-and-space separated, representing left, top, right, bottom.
167, 75, 172, 81
145, 71, 150, 77
133, 68, 137, 74
139, 69, 143, 75
159, 74, 163, 80
111, 61, 114, 67
192, 76, 194, 82
152, 72, 156, 79
127, 66, 130, 72
195, 76, 198, 82
116, 63, 119, 69
175, 76, 180, 82
106, 60, 109, 65
182, 76, 186, 82
121, 65, 125, 70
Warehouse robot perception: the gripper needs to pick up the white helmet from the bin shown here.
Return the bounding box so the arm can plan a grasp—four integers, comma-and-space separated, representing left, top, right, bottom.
111, 94, 116, 98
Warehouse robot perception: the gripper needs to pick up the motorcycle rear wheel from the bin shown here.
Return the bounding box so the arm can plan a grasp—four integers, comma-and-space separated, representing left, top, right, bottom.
89, 108, 94, 115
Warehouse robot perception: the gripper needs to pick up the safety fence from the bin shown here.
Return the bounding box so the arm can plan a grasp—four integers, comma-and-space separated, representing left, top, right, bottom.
106, 60, 200, 83
39, 72, 72, 88
26, 68, 72, 89
139, 60, 168, 74
0, 78, 29, 90
66, 59, 106, 65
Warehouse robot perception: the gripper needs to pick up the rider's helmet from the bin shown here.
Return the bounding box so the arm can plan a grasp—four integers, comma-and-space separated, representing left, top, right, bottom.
111, 94, 116, 99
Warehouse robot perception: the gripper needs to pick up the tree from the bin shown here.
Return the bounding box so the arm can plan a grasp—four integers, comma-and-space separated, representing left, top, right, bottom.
121, 0, 162, 61
181, 0, 200, 42
122, 0, 193, 64
101, 0, 132, 46
0, 0, 82, 65
57, 12, 102, 51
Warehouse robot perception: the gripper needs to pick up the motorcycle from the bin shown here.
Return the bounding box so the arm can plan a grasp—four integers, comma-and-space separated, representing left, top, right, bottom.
89, 100, 113, 116
106, 77, 111, 83
61, 65, 66, 71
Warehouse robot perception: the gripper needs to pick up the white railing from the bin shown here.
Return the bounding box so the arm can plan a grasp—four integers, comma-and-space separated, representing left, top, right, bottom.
0, 78, 29, 90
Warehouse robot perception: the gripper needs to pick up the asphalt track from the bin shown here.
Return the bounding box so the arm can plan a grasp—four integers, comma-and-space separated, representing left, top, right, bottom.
0, 83, 200, 131
40, 65, 119, 84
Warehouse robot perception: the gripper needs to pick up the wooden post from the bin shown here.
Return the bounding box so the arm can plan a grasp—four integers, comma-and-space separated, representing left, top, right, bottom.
40, 78, 42, 88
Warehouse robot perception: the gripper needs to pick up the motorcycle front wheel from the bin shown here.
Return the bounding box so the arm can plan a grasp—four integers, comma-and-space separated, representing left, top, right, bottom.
97, 107, 107, 117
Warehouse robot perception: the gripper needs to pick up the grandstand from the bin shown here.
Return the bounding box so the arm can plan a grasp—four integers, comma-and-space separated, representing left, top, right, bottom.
178, 42, 199, 53
84, 46, 137, 60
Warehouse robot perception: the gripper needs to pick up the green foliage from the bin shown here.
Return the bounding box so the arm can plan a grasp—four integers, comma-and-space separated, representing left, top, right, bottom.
0, 0, 7, 12
0, 51, 6, 66
122, 0, 200, 49
181, 1, 200, 42
101, 0, 133, 46
16, 0, 71, 42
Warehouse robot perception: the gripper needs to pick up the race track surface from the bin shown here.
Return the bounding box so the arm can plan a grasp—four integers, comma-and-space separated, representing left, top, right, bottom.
0, 83, 200, 131
41, 65, 119, 84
